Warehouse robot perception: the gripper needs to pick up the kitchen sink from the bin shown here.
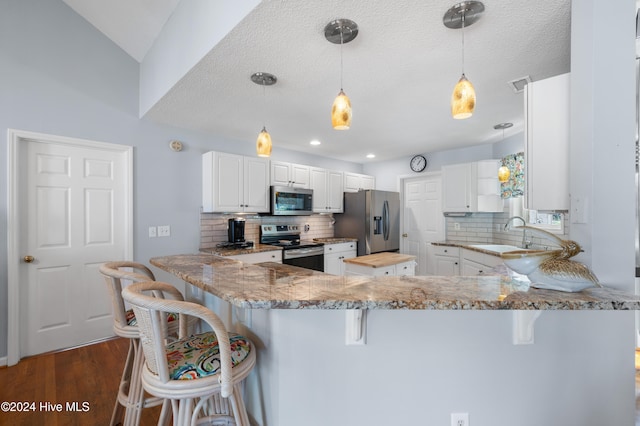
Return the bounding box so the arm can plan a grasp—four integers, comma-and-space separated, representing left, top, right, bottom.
467, 244, 527, 253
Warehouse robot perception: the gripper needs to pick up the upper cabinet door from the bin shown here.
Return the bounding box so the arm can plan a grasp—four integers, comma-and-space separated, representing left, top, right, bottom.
290, 163, 310, 188
310, 167, 343, 212
442, 163, 473, 212
203, 151, 243, 212
270, 161, 310, 188
270, 161, 292, 187
243, 156, 270, 213
344, 172, 375, 192
326, 170, 344, 212
203, 152, 269, 213
310, 167, 329, 211
525, 73, 570, 211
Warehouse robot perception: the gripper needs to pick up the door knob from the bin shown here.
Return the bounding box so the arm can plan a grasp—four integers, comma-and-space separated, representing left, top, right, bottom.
402, 233, 408, 237
24, 255, 35, 263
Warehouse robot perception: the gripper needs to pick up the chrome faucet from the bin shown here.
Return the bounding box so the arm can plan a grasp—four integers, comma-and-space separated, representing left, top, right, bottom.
504, 216, 531, 249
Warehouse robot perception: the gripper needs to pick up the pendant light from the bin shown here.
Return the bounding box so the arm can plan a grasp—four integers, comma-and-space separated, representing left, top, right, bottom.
251, 72, 277, 157
325, 19, 358, 130
494, 122, 513, 182
443, 1, 484, 120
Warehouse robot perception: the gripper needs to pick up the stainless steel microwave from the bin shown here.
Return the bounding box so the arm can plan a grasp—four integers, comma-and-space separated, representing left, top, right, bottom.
270, 186, 314, 215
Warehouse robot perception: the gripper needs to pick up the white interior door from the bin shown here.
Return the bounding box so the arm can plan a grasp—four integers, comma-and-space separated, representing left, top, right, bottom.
8, 130, 132, 363
402, 173, 444, 275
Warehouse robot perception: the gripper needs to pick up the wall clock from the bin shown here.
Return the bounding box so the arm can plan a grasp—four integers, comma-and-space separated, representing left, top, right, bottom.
410, 154, 427, 172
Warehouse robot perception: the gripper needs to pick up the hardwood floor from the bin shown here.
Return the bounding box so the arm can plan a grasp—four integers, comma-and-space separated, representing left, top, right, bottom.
0, 338, 163, 426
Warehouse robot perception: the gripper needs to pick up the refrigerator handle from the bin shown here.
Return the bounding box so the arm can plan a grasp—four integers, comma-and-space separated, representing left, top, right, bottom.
383, 200, 390, 241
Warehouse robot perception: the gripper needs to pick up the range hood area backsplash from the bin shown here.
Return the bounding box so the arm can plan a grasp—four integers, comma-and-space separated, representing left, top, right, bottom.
200, 213, 335, 250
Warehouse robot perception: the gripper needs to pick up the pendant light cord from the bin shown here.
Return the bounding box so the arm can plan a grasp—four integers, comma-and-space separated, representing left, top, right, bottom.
339, 28, 344, 90
461, 12, 466, 75
262, 81, 266, 129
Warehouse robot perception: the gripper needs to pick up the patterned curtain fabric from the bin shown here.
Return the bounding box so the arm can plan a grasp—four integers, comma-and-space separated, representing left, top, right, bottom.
500, 152, 525, 199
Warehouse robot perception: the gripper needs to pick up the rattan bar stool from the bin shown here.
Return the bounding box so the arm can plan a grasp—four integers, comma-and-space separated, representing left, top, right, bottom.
122, 281, 256, 426
100, 261, 172, 426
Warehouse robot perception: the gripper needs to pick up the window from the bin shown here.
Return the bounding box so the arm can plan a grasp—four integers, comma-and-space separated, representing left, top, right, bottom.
525, 210, 564, 234
508, 197, 564, 234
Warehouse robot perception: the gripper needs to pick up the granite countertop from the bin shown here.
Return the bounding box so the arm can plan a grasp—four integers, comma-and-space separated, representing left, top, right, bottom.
149, 254, 640, 310
200, 243, 282, 257
313, 237, 358, 244
343, 252, 416, 268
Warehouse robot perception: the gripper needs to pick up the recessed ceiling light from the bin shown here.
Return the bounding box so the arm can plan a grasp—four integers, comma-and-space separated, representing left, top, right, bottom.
366, 153, 375, 159
310, 139, 321, 146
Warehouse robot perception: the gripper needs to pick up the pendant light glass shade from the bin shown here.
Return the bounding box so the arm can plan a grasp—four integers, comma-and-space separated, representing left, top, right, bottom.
494, 122, 513, 182
256, 126, 272, 157
451, 74, 476, 119
498, 165, 511, 182
325, 19, 358, 131
443, 2, 484, 120
251, 72, 277, 157
332, 89, 352, 130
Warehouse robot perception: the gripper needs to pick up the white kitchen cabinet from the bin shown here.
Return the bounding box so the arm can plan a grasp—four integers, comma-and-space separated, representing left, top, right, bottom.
442, 163, 473, 212
310, 167, 344, 213
432, 245, 460, 276
344, 172, 375, 192
270, 161, 310, 188
343, 253, 416, 277
442, 161, 503, 213
202, 151, 270, 213
345, 263, 396, 277
460, 248, 503, 276
524, 72, 570, 211
395, 260, 416, 276
226, 250, 282, 264
324, 241, 357, 275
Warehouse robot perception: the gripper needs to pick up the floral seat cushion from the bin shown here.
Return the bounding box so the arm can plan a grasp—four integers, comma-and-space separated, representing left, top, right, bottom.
125, 309, 177, 326
165, 332, 251, 380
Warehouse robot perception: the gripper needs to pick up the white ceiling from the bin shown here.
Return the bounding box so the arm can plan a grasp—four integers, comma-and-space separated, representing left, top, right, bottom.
62, 0, 571, 164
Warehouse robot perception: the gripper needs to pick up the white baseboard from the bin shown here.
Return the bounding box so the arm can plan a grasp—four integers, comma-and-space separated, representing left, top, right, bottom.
0, 356, 7, 367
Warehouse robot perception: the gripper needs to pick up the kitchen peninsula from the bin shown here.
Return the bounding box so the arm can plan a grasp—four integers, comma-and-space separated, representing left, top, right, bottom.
150, 253, 640, 310
150, 253, 640, 426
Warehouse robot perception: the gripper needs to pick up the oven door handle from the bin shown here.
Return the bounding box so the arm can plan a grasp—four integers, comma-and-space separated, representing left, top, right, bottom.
283, 248, 324, 259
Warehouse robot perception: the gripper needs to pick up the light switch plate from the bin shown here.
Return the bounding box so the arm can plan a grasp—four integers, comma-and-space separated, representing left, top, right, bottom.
148, 226, 157, 238
158, 225, 171, 237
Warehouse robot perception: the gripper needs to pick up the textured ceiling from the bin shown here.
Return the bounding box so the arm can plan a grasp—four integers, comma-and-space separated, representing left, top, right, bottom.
64, 0, 571, 164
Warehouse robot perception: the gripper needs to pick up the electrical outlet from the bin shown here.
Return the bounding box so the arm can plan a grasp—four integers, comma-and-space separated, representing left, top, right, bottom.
148, 226, 157, 238
157, 225, 171, 237
451, 412, 469, 426
454, 222, 460, 231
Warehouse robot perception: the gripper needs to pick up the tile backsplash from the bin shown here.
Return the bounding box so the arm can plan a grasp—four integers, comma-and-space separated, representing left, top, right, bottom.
200, 213, 335, 249
445, 211, 570, 250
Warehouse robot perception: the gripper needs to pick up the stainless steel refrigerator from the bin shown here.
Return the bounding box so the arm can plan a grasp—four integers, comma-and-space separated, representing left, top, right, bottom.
334, 190, 400, 256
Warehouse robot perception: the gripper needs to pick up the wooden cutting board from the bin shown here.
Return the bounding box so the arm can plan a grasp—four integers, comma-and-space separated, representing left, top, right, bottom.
342, 252, 416, 268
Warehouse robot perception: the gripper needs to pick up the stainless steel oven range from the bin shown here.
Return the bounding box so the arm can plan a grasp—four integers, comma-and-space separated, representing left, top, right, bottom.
260, 224, 324, 272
